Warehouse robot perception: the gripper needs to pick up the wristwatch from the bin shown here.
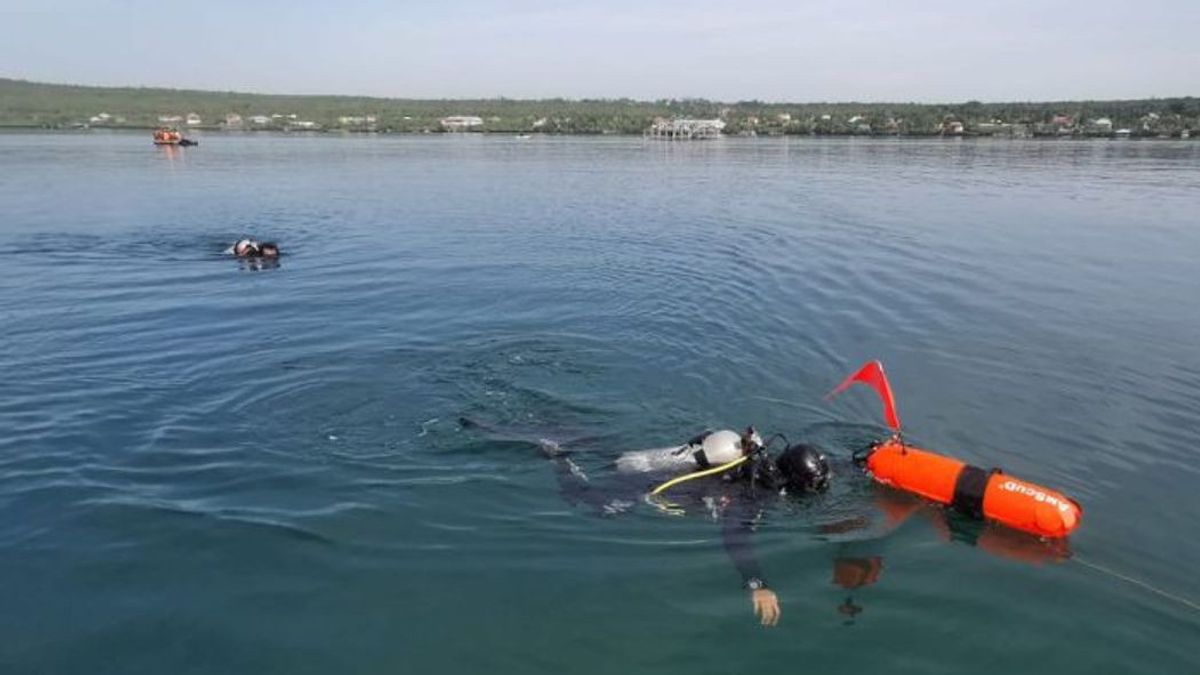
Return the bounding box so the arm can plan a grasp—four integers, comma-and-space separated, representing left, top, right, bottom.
744, 577, 768, 591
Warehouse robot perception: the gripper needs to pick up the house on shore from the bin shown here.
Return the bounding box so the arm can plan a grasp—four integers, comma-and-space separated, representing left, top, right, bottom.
1033, 114, 1077, 136
338, 115, 378, 129
440, 116, 484, 131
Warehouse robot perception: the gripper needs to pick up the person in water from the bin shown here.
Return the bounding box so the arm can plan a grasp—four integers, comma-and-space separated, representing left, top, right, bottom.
542, 426, 831, 626
228, 239, 280, 258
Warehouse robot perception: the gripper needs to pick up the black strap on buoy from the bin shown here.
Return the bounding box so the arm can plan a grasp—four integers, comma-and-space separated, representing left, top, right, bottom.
951, 464, 992, 519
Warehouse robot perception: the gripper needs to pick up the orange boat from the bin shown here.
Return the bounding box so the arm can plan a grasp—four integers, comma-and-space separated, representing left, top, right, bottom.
153, 127, 197, 146
830, 361, 1083, 539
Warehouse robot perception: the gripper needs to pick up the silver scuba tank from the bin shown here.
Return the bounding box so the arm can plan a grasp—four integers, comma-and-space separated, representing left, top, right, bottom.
615, 429, 750, 474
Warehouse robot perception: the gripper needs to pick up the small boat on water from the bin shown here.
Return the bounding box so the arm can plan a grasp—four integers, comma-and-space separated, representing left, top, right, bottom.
153, 127, 198, 146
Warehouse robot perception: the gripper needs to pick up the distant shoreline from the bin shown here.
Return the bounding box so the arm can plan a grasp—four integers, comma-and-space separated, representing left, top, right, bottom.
2, 77, 1195, 139
2, 125, 1195, 141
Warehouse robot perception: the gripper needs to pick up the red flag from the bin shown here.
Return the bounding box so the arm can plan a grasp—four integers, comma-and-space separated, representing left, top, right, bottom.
827, 360, 902, 431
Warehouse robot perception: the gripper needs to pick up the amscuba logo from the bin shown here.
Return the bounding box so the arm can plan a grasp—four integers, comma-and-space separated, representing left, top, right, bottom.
999, 480, 1071, 513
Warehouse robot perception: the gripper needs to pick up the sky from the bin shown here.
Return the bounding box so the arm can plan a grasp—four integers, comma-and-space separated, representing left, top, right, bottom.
2, 0, 1197, 102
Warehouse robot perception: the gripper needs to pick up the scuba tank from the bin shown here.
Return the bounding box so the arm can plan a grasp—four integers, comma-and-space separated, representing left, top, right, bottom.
616, 428, 759, 473
645, 431, 833, 498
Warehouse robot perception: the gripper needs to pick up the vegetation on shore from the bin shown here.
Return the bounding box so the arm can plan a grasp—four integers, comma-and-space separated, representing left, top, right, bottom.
1, 78, 1196, 138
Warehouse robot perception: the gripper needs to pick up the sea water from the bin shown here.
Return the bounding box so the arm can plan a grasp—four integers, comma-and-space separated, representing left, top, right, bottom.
1, 132, 1198, 674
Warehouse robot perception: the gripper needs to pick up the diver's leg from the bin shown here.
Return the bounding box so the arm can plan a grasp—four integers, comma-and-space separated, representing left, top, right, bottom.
540, 440, 636, 516
540, 439, 595, 504
541, 440, 590, 485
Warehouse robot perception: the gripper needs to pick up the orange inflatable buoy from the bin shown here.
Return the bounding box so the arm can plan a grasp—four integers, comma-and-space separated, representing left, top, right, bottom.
829, 360, 1082, 539
864, 440, 1081, 538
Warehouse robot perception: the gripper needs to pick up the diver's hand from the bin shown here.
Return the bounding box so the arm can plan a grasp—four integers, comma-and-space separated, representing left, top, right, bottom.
751, 588, 780, 626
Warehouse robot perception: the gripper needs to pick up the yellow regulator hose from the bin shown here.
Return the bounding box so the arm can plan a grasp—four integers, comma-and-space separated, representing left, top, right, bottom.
649, 456, 748, 496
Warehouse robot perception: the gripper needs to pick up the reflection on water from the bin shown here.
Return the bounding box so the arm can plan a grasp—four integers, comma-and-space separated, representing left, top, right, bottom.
828, 486, 1072, 624
235, 256, 281, 272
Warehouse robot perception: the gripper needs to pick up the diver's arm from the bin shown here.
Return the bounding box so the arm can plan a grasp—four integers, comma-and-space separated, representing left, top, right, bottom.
720, 506, 780, 626
720, 510, 765, 584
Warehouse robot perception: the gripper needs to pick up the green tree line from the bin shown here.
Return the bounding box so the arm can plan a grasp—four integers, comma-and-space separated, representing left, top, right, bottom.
2, 78, 1195, 137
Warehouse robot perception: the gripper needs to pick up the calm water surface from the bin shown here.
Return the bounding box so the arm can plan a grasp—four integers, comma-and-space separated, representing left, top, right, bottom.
1, 132, 1198, 674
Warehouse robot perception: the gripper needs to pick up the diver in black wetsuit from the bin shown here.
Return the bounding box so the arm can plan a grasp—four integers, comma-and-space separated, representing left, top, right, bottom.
541, 428, 831, 626
227, 239, 280, 259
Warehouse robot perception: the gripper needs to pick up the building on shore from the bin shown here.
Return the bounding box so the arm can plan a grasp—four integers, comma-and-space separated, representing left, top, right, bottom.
440, 116, 484, 131
940, 119, 964, 135
646, 118, 726, 140
976, 120, 1015, 136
